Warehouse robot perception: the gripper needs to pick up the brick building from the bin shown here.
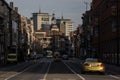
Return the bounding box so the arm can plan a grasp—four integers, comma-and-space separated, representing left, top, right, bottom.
92, 0, 120, 65
0, 0, 21, 64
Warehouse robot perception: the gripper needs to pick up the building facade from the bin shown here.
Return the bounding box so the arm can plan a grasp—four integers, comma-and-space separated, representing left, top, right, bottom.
92, 0, 120, 65
56, 18, 74, 37
0, 0, 10, 64
20, 16, 36, 61
32, 12, 51, 31
34, 30, 51, 52
64, 19, 74, 37
0, 0, 21, 64
81, 10, 93, 58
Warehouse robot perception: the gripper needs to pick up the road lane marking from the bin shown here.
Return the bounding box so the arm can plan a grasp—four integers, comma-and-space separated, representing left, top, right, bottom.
4, 64, 37, 80
109, 75, 120, 80
0, 62, 27, 78
63, 62, 86, 80
43, 62, 51, 79
107, 71, 120, 80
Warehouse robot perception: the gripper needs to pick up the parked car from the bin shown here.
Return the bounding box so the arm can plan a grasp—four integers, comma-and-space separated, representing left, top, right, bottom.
54, 52, 61, 62
46, 52, 53, 58
36, 54, 41, 59
81, 58, 105, 74
62, 54, 69, 60
30, 54, 36, 60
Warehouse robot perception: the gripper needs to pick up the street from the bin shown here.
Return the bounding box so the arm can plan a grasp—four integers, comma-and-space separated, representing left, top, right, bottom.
0, 58, 119, 80
0, 0, 120, 80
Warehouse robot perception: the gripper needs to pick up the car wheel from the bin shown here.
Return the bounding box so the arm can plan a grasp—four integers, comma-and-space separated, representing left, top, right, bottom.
99, 72, 105, 75
81, 70, 85, 74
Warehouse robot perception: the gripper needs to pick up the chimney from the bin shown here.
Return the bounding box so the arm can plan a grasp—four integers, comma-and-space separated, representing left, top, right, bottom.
10, 2, 14, 8
15, 7, 18, 12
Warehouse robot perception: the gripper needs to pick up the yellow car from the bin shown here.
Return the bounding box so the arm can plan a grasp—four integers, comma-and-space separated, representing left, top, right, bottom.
81, 58, 105, 74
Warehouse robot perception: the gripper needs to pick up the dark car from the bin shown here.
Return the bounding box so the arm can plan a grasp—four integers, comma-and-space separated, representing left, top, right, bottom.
62, 54, 69, 60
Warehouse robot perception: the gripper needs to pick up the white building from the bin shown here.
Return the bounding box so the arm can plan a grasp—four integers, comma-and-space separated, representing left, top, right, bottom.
21, 16, 34, 55
57, 18, 74, 37
32, 12, 51, 31
64, 19, 74, 37
34, 30, 51, 49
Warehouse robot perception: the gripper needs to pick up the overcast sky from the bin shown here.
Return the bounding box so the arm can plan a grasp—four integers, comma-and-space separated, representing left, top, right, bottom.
6, 0, 92, 30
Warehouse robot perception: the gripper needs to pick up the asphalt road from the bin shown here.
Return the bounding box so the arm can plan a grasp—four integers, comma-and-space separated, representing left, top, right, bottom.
0, 58, 120, 80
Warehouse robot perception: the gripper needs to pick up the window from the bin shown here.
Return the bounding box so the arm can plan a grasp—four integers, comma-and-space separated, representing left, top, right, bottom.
112, 18, 116, 32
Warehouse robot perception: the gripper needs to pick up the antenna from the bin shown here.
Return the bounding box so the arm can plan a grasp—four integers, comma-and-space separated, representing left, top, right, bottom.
39, 5, 41, 13
61, 11, 64, 19
52, 9, 55, 16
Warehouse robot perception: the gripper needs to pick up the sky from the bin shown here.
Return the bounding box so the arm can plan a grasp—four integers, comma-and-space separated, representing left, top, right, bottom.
5, 0, 92, 30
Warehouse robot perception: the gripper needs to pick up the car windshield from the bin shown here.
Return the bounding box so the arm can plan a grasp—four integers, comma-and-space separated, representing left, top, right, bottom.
85, 58, 98, 62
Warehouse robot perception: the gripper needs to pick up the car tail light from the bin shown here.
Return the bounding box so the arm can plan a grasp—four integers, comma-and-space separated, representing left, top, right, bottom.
98, 63, 104, 67
84, 63, 90, 66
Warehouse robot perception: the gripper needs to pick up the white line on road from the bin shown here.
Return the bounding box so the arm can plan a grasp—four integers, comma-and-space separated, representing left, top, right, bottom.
63, 62, 86, 80
0, 63, 25, 78
43, 62, 51, 80
109, 75, 120, 80
4, 64, 36, 80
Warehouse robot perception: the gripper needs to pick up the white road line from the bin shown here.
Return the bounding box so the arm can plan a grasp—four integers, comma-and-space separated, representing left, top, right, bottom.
0, 63, 25, 77
63, 62, 86, 80
109, 75, 120, 80
4, 64, 36, 80
0, 61, 35, 78
43, 62, 51, 79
